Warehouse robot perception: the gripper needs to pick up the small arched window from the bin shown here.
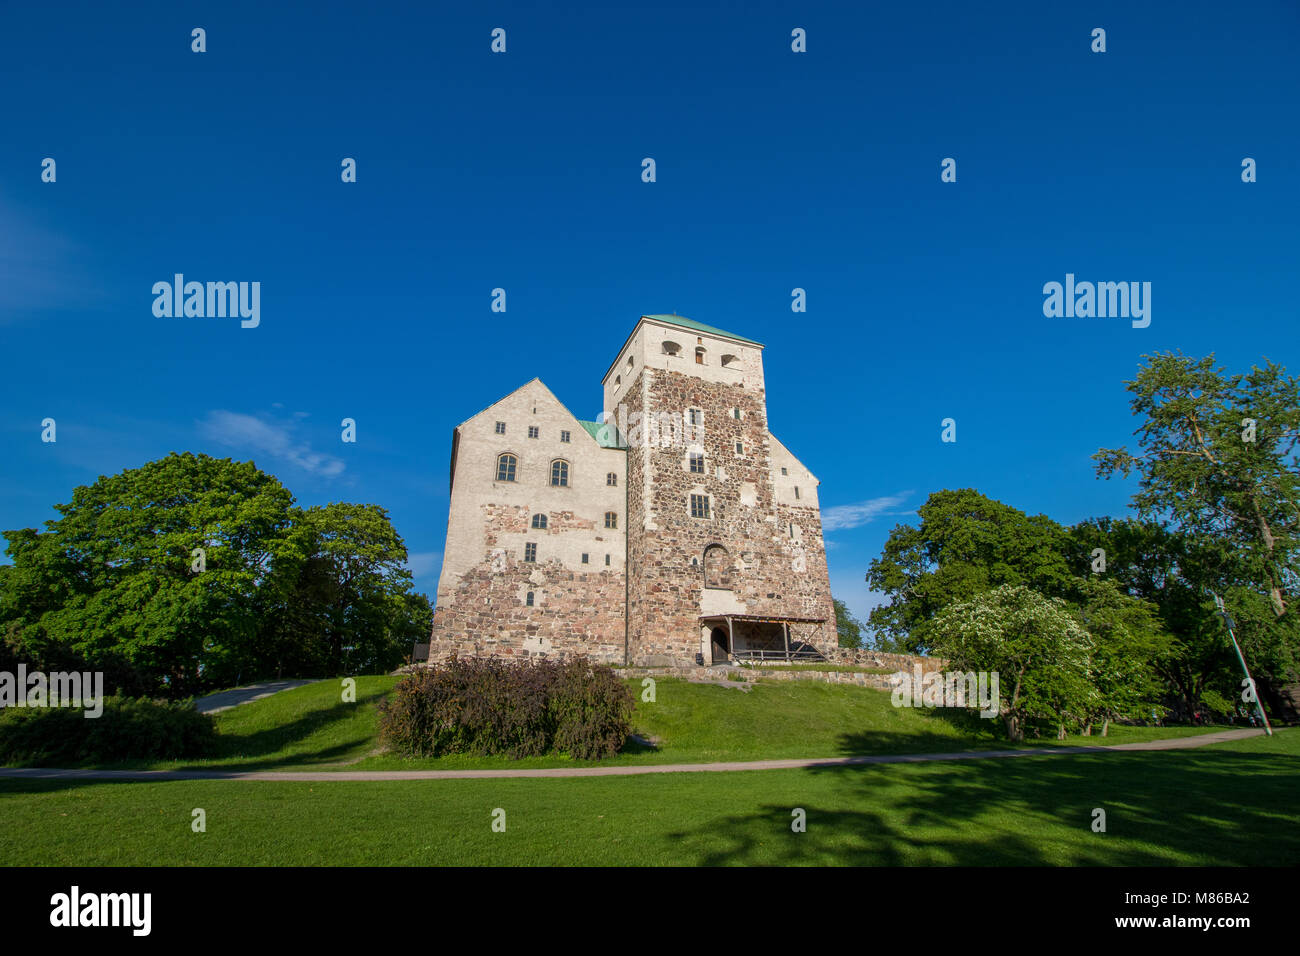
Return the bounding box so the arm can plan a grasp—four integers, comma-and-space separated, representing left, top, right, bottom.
627, 355, 634, 369
496, 453, 517, 482
531, 513, 547, 530
663, 340, 681, 356
550, 459, 570, 487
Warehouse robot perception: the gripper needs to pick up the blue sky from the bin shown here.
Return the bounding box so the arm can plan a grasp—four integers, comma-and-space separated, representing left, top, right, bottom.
2, 1, 1297, 629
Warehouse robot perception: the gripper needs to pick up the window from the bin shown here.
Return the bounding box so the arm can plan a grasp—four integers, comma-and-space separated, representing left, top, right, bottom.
689, 452, 705, 474
735, 441, 743, 454
524, 543, 537, 562
689, 408, 702, 426
606, 472, 617, 486
550, 460, 569, 487
531, 513, 547, 530
663, 341, 681, 356
780, 467, 788, 476
526, 591, 534, 607
627, 355, 634, 368
614, 375, 621, 390
582, 553, 589, 564
495, 453, 518, 482
495, 421, 506, 434
722, 354, 740, 369
794, 486, 801, 500
690, 494, 711, 519
695, 348, 705, 365
561, 430, 571, 443
528, 426, 539, 439
605, 512, 617, 529
788, 523, 795, 538
732, 407, 741, 420
605, 554, 611, 566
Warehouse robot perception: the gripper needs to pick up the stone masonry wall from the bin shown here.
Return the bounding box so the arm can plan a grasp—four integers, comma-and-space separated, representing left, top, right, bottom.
627, 360, 837, 665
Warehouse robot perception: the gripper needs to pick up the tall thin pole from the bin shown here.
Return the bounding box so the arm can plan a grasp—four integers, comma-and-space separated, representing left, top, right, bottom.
1213, 593, 1273, 736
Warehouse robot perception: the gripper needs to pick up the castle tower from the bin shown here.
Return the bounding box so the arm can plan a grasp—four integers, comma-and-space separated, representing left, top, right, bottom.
603, 315, 836, 666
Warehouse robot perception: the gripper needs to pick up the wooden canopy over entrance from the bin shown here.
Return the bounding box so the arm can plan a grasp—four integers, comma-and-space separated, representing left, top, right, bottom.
699, 614, 827, 663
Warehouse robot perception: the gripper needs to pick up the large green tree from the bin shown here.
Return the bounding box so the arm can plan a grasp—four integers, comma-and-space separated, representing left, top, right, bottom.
1094, 352, 1299, 618
865, 489, 1077, 653
929, 584, 1095, 741
1, 454, 433, 695
1, 453, 295, 695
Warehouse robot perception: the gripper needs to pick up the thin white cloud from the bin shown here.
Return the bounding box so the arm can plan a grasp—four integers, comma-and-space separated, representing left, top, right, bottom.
821, 492, 913, 532
199, 410, 345, 478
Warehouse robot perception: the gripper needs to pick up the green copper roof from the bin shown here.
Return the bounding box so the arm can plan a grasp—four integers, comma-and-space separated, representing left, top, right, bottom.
641, 314, 763, 347
577, 420, 626, 449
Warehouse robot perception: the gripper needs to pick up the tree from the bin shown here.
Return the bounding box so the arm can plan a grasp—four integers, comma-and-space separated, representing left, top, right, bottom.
833, 598, 864, 648
1094, 352, 1299, 619
0, 454, 434, 694
269, 502, 425, 675
1, 453, 295, 696
866, 489, 1077, 653
929, 584, 1095, 741
1072, 578, 1172, 735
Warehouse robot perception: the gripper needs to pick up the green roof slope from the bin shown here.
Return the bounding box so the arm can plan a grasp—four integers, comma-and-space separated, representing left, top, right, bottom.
577, 420, 627, 449
641, 314, 763, 347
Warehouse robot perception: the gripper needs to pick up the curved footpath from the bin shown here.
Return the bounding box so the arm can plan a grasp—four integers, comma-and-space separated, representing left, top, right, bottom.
0, 728, 1265, 782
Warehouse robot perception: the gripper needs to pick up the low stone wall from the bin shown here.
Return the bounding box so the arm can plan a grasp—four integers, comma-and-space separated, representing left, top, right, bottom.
616, 651, 945, 692
821, 647, 948, 672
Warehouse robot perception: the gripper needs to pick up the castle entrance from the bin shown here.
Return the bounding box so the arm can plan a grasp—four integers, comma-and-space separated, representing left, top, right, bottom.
709, 626, 731, 664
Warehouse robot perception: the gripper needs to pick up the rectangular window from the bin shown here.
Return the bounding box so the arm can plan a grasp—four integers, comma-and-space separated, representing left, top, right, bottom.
689, 452, 705, 474
524, 543, 537, 562
582, 553, 589, 564
605, 554, 611, 566
781, 467, 788, 475
560, 430, 570, 443
690, 494, 711, 519
606, 473, 617, 486
689, 408, 702, 426
735, 441, 743, 454
528, 426, 539, 439
605, 512, 617, 529
732, 408, 741, 420
494, 421, 506, 434
794, 486, 800, 500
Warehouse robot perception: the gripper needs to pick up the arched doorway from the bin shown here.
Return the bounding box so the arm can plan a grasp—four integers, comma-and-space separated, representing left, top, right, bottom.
710, 626, 731, 664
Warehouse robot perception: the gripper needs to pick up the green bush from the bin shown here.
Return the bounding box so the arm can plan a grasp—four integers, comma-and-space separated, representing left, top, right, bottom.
0, 696, 217, 766
378, 656, 634, 761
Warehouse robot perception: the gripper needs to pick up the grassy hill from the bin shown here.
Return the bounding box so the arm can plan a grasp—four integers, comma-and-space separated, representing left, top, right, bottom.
1, 675, 1294, 865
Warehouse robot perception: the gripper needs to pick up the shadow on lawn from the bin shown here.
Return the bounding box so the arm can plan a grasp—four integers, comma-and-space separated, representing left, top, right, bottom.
202, 688, 392, 770
668, 748, 1300, 866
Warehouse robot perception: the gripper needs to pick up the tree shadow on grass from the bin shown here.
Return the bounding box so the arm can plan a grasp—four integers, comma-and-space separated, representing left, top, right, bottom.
668, 749, 1300, 866
198, 688, 393, 770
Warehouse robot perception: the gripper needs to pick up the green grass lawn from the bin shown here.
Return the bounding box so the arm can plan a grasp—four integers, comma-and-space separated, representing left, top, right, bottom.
37, 675, 1232, 772
1, 729, 1294, 865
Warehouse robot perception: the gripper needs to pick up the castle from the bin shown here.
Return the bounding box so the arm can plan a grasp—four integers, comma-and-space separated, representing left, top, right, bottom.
428, 314, 837, 667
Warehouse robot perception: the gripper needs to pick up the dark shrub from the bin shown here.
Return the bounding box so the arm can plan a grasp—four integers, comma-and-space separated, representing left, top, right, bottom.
0, 696, 218, 766
550, 660, 636, 761
378, 656, 633, 761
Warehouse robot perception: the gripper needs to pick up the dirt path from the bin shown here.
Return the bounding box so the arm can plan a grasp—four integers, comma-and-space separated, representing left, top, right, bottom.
0, 728, 1265, 782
